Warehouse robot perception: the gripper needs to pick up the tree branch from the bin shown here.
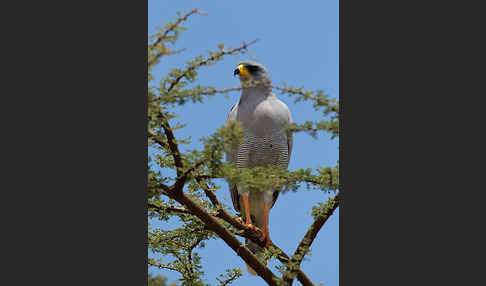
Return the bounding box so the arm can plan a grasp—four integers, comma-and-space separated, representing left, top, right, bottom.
187, 237, 204, 274
166, 38, 259, 93
150, 177, 315, 285
150, 9, 208, 50
195, 177, 315, 286
272, 85, 338, 113
195, 177, 264, 239
156, 115, 211, 193
149, 261, 180, 273
195, 165, 338, 193
163, 189, 281, 286
180, 160, 206, 182
148, 182, 174, 193
150, 86, 243, 104
148, 9, 208, 67
218, 270, 241, 286
158, 112, 185, 191
283, 192, 340, 285
148, 130, 169, 150
148, 202, 191, 215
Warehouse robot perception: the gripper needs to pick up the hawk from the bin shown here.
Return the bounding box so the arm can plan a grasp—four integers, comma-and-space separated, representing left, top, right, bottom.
226, 61, 293, 274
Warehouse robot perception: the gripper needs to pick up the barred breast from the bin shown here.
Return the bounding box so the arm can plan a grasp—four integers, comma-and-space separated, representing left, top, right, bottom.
236, 129, 290, 169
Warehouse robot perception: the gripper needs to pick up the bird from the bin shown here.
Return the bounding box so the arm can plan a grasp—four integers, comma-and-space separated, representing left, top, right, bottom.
226, 61, 293, 275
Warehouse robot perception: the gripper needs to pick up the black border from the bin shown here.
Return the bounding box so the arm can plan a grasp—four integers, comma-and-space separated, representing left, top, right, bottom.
340, 1, 483, 285
4, 1, 148, 285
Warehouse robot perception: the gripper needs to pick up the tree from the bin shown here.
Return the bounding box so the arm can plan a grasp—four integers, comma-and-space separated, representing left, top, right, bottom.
148, 9, 339, 286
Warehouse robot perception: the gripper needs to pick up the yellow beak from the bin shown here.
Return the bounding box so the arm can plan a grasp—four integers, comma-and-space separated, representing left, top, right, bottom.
234, 64, 250, 77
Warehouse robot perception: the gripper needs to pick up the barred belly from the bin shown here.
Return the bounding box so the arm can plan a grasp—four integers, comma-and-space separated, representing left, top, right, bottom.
236, 130, 289, 169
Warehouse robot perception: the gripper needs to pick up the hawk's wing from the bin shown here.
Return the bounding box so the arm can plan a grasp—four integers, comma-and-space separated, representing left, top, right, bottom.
226, 103, 241, 211
270, 106, 293, 208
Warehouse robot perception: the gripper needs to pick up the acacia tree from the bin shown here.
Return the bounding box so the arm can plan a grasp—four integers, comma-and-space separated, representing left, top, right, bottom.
148, 9, 340, 286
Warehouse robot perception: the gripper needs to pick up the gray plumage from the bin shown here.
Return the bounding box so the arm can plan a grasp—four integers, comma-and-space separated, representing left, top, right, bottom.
226, 61, 293, 275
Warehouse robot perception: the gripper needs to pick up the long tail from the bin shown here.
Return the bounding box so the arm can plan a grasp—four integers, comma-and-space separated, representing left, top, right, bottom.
245, 238, 266, 275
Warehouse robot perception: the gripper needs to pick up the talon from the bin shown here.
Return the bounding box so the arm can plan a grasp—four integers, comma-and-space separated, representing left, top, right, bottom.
247, 223, 260, 233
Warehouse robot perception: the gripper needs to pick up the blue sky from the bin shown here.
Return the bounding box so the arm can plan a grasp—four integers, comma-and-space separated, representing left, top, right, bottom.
149, 1, 339, 285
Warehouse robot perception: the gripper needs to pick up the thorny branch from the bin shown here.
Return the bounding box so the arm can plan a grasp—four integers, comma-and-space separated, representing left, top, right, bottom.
149, 178, 283, 284
150, 9, 208, 50
149, 261, 180, 273
163, 188, 281, 286
195, 177, 315, 286
166, 38, 259, 93
283, 193, 340, 285
150, 86, 243, 104
272, 85, 339, 113
187, 237, 205, 273
148, 9, 208, 66
180, 161, 206, 183
149, 48, 187, 67
147, 202, 190, 215
148, 130, 169, 150
148, 182, 173, 193
158, 112, 184, 186
218, 271, 241, 286
149, 174, 320, 286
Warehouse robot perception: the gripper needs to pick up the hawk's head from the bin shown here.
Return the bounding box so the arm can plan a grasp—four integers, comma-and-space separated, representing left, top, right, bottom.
233, 61, 271, 85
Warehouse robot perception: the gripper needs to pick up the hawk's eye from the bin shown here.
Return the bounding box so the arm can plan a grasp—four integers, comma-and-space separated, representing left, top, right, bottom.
246, 65, 260, 73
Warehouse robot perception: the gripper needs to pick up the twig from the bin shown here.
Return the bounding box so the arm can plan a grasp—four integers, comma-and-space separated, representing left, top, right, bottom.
243, 40, 258, 62
272, 85, 338, 113
149, 48, 187, 67
148, 130, 169, 150
148, 202, 191, 215
148, 183, 173, 193
150, 9, 208, 49
187, 237, 204, 274
180, 160, 206, 182
218, 270, 241, 286
148, 9, 207, 66
149, 261, 179, 273
166, 38, 260, 93
283, 193, 340, 285
164, 48, 186, 56
150, 86, 243, 104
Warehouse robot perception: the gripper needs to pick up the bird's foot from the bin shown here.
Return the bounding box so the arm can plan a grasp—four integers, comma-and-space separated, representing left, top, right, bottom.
236, 217, 261, 232
236, 217, 245, 225
246, 223, 261, 233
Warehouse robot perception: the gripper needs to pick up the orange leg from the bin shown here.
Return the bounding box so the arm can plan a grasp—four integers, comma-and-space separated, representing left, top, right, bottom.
262, 201, 273, 248
243, 194, 252, 225
242, 194, 259, 232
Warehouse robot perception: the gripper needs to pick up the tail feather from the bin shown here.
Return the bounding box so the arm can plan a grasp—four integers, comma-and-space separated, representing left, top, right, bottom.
245, 238, 266, 276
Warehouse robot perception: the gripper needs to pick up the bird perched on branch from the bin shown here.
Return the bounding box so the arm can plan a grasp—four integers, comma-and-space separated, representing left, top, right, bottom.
226, 61, 293, 275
